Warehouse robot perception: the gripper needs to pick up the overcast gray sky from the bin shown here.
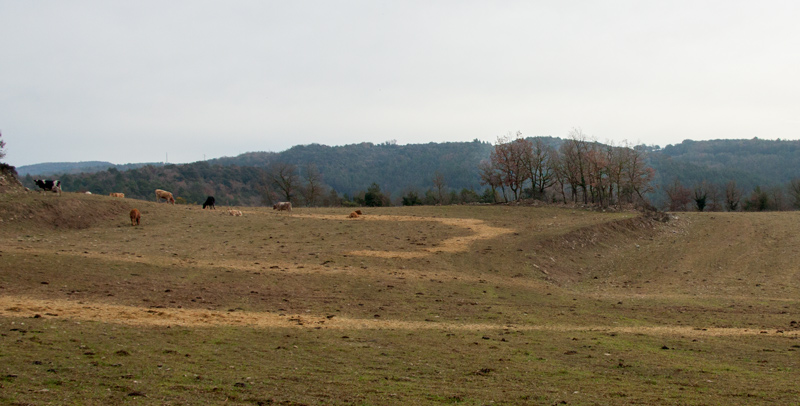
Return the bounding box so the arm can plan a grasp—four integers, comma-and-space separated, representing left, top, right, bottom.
2, 1, 799, 167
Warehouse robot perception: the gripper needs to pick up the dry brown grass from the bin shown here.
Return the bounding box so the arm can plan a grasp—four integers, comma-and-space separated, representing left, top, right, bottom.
1, 192, 799, 405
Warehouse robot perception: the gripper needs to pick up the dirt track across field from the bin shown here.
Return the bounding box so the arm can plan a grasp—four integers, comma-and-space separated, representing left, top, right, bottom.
295, 213, 515, 258
1, 295, 795, 338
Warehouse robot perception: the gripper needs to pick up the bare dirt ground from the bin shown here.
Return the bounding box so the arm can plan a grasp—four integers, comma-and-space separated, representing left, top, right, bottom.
0, 295, 791, 338
294, 214, 515, 258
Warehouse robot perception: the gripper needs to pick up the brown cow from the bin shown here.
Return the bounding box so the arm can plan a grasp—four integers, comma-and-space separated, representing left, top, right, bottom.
355, 210, 363, 215
155, 189, 175, 204
110, 193, 125, 198
272, 202, 292, 212
130, 209, 141, 226
348, 211, 359, 218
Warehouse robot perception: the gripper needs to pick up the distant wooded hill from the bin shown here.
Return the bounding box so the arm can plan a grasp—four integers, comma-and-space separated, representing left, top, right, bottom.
17, 161, 164, 176
16, 137, 800, 208
648, 138, 800, 193
208, 140, 500, 198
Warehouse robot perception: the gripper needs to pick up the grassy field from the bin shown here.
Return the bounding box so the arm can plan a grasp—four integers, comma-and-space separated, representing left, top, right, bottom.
0, 192, 798, 405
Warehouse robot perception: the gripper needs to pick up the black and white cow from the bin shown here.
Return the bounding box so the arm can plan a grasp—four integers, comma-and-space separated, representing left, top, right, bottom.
34, 179, 62, 195
202, 196, 216, 209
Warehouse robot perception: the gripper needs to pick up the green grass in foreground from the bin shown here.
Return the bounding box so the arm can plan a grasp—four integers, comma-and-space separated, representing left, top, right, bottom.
1, 315, 798, 405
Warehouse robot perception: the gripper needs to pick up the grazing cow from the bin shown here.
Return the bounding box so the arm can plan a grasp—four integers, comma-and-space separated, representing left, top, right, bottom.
34, 179, 62, 195
272, 202, 292, 212
130, 209, 141, 226
110, 193, 125, 198
228, 209, 243, 216
155, 189, 175, 204
348, 211, 359, 218
202, 196, 216, 210
355, 210, 363, 215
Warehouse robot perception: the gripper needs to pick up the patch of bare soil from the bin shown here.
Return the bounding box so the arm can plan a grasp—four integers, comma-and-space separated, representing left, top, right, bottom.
296, 213, 514, 258
2, 295, 795, 338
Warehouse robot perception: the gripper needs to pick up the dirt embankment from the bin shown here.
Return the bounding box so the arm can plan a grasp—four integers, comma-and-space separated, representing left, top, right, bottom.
0, 165, 25, 194
0, 193, 134, 230
534, 214, 675, 284
546, 214, 669, 251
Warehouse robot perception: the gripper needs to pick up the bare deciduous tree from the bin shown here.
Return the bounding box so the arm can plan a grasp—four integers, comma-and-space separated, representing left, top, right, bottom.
585, 143, 609, 207
790, 178, 800, 209
478, 159, 501, 203
560, 128, 591, 204
725, 180, 742, 211
491, 132, 529, 201
432, 171, 446, 204
768, 185, 786, 211
522, 138, 554, 200
666, 179, 692, 211
548, 151, 569, 203
705, 182, 722, 212
621, 144, 655, 209
301, 163, 324, 207
266, 161, 299, 204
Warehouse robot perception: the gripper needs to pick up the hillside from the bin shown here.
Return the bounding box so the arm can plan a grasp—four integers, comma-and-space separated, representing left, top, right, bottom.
209, 140, 497, 197
1, 193, 799, 404
649, 138, 800, 193
15, 137, 800, 209
20, 163, 268, 206
17, 161, 164, 177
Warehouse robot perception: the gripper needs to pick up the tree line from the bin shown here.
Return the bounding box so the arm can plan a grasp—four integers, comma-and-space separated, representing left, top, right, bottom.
478, 129, 654, 209
13, 135, 800, 211
665, 178, 800, 212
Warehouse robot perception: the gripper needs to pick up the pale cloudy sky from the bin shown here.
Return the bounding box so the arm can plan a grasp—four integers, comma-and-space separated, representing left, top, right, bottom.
2, 1, 799, 167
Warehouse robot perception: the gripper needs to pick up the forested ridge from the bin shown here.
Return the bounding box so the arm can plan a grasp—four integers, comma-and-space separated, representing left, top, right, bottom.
649, 138, 800, 193
17, 161, 164, 176
209, 140, 496, 196
16, 137, 800, 210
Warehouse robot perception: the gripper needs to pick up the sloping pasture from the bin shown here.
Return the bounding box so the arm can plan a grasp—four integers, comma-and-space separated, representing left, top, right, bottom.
0, 192, 798, 405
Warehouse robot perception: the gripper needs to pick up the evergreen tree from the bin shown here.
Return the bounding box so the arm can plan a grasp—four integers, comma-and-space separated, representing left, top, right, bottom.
364, 183, 385, 207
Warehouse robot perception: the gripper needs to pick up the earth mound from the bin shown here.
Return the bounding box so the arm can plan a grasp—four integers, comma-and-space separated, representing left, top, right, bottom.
0, 192, 133, 230
0, 164, 25, 194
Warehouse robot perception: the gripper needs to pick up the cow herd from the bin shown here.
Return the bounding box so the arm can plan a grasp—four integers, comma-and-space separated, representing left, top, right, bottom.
30, 179, 306, 227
